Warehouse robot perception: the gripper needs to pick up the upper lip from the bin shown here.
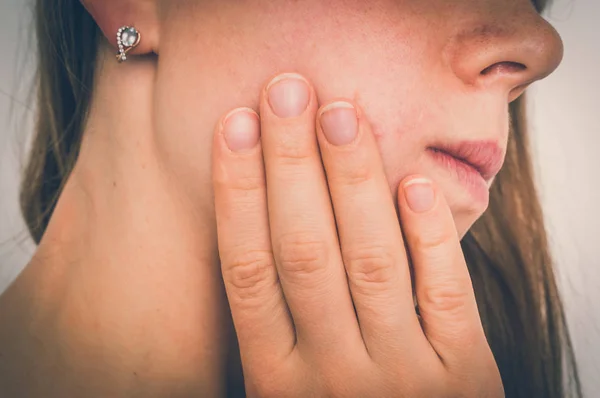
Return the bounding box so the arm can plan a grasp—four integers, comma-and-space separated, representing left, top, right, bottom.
427, 140, 505, 181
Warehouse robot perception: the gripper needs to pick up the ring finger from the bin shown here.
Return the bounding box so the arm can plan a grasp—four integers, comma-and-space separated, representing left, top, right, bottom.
315, 100, 431, 361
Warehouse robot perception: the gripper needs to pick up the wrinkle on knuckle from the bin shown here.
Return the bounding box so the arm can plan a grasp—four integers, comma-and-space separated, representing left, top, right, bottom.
273, 139, 314, 163
224, 250, 277, 301
214, 167, 265, 193
420, 279, 471, 315
276, 233, 328, 277
331, 162, 373, 187
413, 226, 454, 253
228, 175, 266, 193
345, 246, 397, 289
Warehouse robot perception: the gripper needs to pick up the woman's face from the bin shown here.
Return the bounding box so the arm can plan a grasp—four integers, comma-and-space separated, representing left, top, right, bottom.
151, 0, 562, 237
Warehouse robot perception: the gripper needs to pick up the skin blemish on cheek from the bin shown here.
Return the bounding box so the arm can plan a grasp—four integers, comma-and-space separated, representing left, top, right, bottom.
352, 92, 385, 141
370, 121, 386, 140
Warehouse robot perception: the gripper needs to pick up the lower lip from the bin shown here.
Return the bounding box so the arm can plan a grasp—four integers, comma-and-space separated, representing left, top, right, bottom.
426, 149, 489, 204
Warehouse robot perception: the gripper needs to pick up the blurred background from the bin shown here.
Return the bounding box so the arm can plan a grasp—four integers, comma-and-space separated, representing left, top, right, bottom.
1, 0, 599, 395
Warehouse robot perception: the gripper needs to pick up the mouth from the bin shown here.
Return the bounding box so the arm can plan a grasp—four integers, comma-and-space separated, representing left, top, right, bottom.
426, 141, 505, 202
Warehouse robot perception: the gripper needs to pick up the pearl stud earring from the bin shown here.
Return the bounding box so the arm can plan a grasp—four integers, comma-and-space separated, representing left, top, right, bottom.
116, 26, 141, 63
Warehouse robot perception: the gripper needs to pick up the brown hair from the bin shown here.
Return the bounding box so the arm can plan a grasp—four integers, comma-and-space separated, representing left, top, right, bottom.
21, 0, 581, 397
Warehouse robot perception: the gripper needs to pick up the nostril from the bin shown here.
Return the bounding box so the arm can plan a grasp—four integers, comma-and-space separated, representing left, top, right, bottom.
481, 61, 527, 76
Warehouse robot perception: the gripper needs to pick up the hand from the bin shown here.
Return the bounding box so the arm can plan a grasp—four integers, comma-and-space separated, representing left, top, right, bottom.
212, 73, 503, 397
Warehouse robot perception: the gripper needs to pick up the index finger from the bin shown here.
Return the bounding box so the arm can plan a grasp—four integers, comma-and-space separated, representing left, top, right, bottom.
212, 107, 295, 367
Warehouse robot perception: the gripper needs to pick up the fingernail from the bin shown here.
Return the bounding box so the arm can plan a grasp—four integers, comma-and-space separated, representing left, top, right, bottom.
319, 101, 358, 146
222, 108, 260, 152
404, 178, 435, 213
267, 73, 310, 118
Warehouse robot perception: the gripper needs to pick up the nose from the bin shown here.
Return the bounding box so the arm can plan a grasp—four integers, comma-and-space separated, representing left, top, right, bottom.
447, 5, 564, 102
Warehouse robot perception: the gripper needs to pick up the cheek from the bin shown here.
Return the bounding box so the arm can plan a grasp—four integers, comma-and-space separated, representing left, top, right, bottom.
361, 103, 487, 240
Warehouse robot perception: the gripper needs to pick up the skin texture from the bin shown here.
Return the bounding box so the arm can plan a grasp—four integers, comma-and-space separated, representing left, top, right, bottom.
212, 78, 504, 396
0, 0, 563, 396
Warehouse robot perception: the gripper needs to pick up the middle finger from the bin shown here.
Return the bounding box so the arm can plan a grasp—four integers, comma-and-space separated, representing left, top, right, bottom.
260, 73, 363, 354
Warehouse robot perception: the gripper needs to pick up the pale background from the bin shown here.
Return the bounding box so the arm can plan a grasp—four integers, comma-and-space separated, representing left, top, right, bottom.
0, 0, 598, 395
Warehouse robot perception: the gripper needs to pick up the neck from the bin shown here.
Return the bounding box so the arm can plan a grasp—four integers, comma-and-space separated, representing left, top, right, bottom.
5, 46, 238, 394
43, 47, 218, 278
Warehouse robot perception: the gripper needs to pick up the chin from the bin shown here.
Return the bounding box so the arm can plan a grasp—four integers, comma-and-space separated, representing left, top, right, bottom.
448, 185, 489, 241
452, 188, 489, 240
456, 216, 480, 240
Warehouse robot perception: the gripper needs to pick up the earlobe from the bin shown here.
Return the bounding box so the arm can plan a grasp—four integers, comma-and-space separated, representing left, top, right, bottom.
81, 0, 159, 58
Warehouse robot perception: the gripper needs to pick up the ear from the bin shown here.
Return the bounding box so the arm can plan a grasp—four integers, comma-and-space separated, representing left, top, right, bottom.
81, 0, 159, 56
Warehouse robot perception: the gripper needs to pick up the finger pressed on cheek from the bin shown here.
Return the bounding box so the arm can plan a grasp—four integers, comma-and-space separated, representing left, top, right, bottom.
221, 108, 261, 152
266, 73, 311, 118
403, 177, 436, 214
319, 101, 359, 146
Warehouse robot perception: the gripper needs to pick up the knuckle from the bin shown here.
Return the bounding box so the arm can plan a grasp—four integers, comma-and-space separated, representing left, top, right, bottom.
224, 250, 277, 301
227, 175, 266, 193
331, 162, 373, 187
276, 232, 328, 277
413, 226, 454, 252
213, 165, 265, 193
275, 148, 313, 165
345, 246, 397, 288
420, 278, 472, 315
273, 134, 315, 164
